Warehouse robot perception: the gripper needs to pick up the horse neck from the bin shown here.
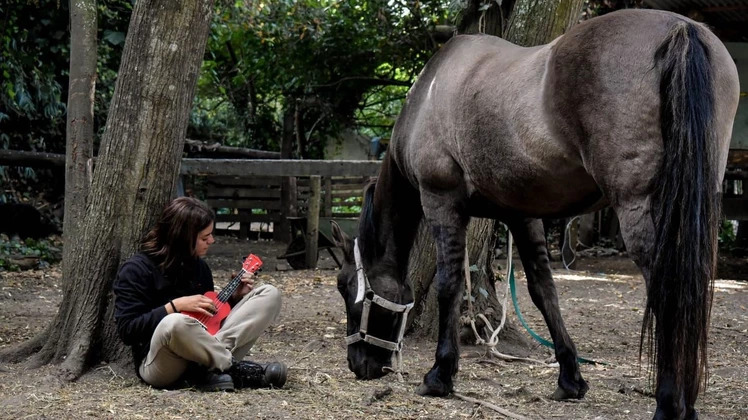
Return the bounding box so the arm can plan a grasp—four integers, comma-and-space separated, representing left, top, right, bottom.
362, 154, 422, 284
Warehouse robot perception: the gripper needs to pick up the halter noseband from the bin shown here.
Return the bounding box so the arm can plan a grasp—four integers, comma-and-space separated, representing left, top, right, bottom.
344, 238, 413, 376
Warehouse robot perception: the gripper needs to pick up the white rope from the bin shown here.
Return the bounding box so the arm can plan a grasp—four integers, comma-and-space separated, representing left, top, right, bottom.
561, 216, 580, 270
463, 228, 548, 365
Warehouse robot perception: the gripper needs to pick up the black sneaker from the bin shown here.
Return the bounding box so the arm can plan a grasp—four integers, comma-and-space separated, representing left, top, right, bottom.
228, 360, 288, 389
197, 371, 235, 392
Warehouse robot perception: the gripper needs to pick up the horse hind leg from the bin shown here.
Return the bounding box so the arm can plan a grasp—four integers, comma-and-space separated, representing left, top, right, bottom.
415, 189, 469, 397
508, 218, 589, 400
615, 202, 697, 420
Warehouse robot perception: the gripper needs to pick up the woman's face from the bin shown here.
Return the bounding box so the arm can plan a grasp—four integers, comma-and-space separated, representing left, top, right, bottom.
194, 224, 215, 257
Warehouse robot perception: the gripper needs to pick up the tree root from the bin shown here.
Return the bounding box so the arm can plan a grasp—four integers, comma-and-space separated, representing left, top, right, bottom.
453, 392, 529, 419
0, 324, 50, 363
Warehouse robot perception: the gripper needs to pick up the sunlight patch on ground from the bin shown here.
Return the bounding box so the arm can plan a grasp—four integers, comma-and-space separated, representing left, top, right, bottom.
714, 279, 747, 292
551, 271, 631, 284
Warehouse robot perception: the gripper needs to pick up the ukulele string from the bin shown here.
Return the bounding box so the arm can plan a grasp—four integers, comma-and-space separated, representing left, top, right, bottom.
214, 268, 247, 312
189, 257, 259, 326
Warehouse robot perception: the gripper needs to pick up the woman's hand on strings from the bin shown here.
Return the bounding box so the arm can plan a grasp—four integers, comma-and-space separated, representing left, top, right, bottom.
173, 295, 217, 316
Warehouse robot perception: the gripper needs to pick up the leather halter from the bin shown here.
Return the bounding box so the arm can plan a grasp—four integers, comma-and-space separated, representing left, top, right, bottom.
344, 238, 413, 373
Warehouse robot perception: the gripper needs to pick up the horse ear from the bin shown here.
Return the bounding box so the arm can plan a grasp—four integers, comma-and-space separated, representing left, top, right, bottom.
330, 221, 353, 262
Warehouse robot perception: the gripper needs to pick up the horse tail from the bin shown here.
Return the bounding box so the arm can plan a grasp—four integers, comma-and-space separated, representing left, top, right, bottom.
643, 21, 719, 403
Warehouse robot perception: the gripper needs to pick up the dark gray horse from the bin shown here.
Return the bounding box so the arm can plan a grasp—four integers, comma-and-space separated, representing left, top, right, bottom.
330, 9, 739, 420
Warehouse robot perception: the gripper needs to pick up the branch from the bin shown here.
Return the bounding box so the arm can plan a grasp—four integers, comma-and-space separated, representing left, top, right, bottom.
0, 140, 281, 169
184, 139, 280, 159
0, 149, 66, 168
313, 76, 411, 89
453, 392, 529, 420
361, 95, 408, 109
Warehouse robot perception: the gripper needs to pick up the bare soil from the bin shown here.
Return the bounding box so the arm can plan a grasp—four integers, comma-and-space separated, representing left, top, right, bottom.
0, 237, 745, 419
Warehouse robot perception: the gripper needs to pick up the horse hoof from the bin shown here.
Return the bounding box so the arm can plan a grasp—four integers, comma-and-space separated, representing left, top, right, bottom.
551, 385, 584, 401
415, 381, 451, 397
653, 406, 696, 420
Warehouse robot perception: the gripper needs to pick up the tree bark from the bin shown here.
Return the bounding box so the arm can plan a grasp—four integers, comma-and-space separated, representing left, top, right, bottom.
63, 0, 97, 252
406, 0, 586, 348
457, 0, 517, 36
0, 0, 217, 379
505, 0, 585, 47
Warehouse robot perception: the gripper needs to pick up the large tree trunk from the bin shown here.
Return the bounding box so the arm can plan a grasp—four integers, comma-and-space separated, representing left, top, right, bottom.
0, 0, 216, 379
406, 0, 586, 349
505, 0, 585, 47
63, 0, 97, 247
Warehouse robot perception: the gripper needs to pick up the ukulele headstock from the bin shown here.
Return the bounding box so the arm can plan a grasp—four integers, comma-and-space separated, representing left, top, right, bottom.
242, 254, 263, 274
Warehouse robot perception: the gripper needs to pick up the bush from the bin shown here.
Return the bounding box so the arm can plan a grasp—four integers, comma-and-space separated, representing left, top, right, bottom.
0, 234, 62, 271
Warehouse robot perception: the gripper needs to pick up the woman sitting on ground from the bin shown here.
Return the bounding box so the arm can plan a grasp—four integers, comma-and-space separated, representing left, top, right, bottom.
113, 197, 286, 391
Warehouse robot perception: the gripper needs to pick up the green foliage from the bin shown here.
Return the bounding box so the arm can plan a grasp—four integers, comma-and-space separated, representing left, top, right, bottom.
3, 0, 456, 165
0, 0, 132, 153
0, 0, 69, 153
718, 219, 737, 248
0, 234, 62, 271
193, 0, 455, 156
332, 196, 362, 214
0, 0, 131, 204
94, 1, 133, 140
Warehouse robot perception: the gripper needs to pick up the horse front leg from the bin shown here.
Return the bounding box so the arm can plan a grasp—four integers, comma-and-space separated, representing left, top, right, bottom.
416, 194, 468, 397
508, 218, 589, 400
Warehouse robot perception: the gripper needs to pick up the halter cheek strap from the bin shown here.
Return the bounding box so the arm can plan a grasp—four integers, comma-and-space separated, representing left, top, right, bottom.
353, 238, 366, 304
345, 238, 414, 379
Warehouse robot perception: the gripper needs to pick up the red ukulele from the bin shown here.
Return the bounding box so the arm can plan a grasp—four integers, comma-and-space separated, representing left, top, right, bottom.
182, 254, 263, 335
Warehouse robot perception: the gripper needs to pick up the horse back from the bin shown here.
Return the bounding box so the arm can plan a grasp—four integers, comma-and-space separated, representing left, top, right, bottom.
391, 34, 599, 217
546, 9, 739, 202
390, 9, 738, 218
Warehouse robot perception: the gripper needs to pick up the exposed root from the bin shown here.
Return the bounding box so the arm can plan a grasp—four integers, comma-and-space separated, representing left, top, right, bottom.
453, 392, 529, 419
0, 324, 50, 363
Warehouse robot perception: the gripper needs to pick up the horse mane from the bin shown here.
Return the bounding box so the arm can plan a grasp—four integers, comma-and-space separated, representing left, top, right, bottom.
358, 177, 379, 263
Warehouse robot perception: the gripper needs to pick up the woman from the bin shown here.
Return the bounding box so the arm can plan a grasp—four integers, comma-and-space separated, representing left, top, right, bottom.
114, 197, 286, 391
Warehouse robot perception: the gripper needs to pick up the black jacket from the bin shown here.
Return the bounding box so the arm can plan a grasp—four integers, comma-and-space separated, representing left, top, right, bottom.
113, 252, 214, 371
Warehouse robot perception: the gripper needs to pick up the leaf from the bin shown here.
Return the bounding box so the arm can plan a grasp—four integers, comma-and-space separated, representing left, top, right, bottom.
478, 287, 489, 299
103, 30, 126, 46
469, 264, 478, 272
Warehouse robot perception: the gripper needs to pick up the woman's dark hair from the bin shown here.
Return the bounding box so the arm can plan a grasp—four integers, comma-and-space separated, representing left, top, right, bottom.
141, 197, 215, 271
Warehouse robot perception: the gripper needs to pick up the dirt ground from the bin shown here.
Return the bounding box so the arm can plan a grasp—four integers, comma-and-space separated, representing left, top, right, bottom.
0, 237, 745, 419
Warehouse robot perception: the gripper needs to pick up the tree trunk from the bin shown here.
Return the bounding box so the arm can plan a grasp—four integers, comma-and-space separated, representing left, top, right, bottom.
505, 0, 585, 47
457, 0, 517, 36
405, 0, 586, 349
63, 0, 97, 266
0, 0, 216, 380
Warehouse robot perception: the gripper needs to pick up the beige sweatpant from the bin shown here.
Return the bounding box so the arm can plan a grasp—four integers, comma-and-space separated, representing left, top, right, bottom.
139, 284, 281, 387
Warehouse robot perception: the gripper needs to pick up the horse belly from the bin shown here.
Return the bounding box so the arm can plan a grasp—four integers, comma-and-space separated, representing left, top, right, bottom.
467, 166, 604, 219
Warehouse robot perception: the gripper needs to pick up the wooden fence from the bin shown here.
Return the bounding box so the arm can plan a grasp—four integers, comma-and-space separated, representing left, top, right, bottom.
185, 174, 371, 239
180, 159, 381, 240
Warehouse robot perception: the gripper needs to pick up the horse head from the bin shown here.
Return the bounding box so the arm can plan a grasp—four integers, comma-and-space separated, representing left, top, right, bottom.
330, 220, 413, 380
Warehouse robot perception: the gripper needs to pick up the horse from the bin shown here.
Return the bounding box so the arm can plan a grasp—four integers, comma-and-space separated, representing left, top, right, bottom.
329, 9, 739, 420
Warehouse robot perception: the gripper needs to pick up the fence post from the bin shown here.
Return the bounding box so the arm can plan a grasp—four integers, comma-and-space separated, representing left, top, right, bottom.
306, 175, 322, 269
323, 176, 332, 217
279, 176, 297, 242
